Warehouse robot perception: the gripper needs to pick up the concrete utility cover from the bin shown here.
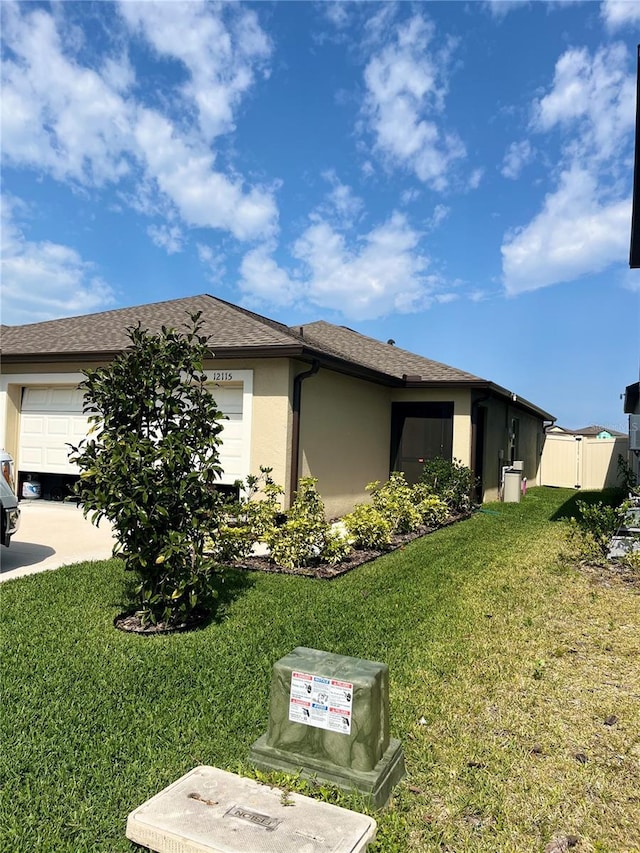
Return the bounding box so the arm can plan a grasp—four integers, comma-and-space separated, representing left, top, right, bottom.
126, 766, 377, 853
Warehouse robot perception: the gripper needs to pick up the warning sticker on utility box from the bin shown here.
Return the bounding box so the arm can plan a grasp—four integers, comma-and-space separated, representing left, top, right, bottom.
289, 671, 353, 734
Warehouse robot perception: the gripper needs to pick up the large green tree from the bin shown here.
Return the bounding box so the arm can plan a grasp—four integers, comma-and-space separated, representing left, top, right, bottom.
69, 313, 225, 628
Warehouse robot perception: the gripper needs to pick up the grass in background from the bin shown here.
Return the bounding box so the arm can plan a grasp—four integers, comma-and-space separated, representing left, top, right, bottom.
1, 487, 638, 852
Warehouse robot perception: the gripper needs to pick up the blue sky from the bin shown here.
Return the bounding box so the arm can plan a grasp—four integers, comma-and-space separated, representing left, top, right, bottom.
2, 0, 639, 430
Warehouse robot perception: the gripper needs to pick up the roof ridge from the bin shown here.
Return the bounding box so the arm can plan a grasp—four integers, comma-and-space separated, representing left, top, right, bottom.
209, 294, 303, 343
1, 293, 214, 331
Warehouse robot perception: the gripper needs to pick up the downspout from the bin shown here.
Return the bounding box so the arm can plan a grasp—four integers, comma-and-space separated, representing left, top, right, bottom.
289, 360, 320, 504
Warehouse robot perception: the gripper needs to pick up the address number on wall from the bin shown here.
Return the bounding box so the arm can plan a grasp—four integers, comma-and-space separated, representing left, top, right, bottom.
210, 371, 234, 382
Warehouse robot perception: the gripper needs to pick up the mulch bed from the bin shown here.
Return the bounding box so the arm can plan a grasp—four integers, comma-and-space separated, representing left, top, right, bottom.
577, 560, 640, 592
114, 609, 209, 635
231, 512, 471, 580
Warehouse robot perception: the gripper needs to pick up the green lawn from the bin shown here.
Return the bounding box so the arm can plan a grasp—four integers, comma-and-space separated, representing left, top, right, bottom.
1, 487, 639, 852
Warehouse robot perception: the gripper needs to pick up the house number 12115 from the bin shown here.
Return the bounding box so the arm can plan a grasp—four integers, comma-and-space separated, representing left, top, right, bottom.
211, 371, 233, 381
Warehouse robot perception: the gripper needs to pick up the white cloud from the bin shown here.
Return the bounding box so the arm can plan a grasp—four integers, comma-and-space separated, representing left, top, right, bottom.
485, 1, 530, 19
323, 2, 351, 30
147, 224, 184, 255
240, 212, 439, 321
502, 167, 631, 294
317, 171, 364, 229
601, 0, 640, 29
502, 42, 635, 293
197, 243, 227, 284
362, 14, 465, 190
239, 243, 298, 307
1, 2, 278, 243
501, 140, 534, 179
117, 1, 271, 142
1, 4, 133, 185
426, 204, 450, 230
1, 197, 116, 324
532, 44, 635, 164
134, 108, 278, 240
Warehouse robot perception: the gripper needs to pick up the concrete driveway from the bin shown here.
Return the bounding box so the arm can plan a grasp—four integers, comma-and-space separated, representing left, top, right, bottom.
0, 500, 117, 582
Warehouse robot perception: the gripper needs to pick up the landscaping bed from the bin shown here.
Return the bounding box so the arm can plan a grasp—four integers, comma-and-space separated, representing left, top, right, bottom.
231, 512, 471, 579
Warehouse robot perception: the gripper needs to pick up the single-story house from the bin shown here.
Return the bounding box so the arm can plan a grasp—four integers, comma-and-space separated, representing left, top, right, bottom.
1, 294, 555, 516
548, 424, 626, 440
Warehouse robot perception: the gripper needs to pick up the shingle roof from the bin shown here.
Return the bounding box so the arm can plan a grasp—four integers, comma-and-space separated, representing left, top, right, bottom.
1, 293, 553, 418
571, 425, 627, 437
0, 294, 301, 355
297, 320, 483, 383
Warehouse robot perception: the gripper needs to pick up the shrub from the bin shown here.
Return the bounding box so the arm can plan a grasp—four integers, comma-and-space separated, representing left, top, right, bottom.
322, 526, 354, 566
562, 498, 628, 564
264, 477, 352, 570
412, 487, 450, 527
575, 500, 619, 554
367, 471, 422, 534
210, 467, 284, 562
344, 503, 393, 550
420, 457, 476, 513
69, 313, 225, 628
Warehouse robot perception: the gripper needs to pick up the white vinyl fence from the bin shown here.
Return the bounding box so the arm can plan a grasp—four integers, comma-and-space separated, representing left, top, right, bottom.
540, 435, 628, 490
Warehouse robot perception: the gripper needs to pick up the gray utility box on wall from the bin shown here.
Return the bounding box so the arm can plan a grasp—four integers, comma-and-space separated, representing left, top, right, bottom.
250, 647, 405, 809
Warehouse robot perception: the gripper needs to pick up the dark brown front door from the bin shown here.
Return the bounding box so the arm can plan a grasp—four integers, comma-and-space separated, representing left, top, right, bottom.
391, 402, 454, 484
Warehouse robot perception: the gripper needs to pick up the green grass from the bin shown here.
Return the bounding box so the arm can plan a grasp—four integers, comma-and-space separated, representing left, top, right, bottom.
1, 487, 639, 852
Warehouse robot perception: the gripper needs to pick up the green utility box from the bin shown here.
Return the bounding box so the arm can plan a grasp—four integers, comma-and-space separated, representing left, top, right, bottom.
249, 647, 405, 808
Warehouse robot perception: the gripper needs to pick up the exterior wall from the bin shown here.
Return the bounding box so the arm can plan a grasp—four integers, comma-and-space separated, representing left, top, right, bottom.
390, 388, 472, 466
215, 358, 292, 494
481, 399, 545, 501
0, 358, 293, 500
540, 434, 629, 490
299, 368, 390, 518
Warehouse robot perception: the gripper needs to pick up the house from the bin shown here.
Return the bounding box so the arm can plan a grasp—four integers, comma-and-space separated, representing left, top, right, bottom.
0, 294, 554, 516
548, 425, 626, 440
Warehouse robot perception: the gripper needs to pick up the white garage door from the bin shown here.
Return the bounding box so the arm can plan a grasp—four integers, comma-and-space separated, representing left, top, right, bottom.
19, 387, 90, 475
208, 384, 245, 485
19, 381, 249, 483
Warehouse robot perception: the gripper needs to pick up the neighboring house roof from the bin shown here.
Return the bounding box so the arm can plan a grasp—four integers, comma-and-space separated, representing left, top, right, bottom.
1, 293, 554, 420
551, 424, 626, 437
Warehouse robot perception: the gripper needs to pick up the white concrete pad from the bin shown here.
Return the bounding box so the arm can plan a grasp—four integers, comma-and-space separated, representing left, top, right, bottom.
126, 766, 376, 853
0, 500, 116, 581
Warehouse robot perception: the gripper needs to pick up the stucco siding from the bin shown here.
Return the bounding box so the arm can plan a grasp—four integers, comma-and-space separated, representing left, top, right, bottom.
481, 399, 544, 501
299, 369, 390, 518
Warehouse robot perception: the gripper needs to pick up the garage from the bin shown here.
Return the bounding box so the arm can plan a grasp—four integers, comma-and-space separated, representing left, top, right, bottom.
13, 372, 253, 497
19, 386, 90, 476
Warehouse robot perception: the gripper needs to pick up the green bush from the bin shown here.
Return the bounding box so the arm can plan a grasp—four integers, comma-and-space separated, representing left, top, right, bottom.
343, 503, 393, 550
232, 467, 285, 539
210, 467, 284, 562
322, 526, 354, 565
69, 313, 225, 627
367, 471, 422, 534
562, 498, 629, 564
264, 477, 352, 570
575, 500, 619, 554
420, 457, 476, 513
413, 489, 450, 527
